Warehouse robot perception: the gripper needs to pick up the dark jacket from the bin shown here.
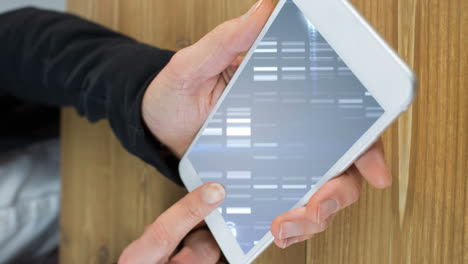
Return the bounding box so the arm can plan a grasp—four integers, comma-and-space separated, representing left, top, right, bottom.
0, 7, 181, 185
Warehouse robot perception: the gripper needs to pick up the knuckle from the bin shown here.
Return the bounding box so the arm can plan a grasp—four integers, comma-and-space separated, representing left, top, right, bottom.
212, 21, 229, 36
214, 19, 237, 38
146, 223, 172, 251
216, 20, 245, 53
168, 48, 197, 85
171, 47, 189, 64
185, 204, 204, 221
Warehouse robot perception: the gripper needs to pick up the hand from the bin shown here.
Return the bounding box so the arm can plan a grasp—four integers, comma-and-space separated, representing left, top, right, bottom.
142, 0, 274, 157
270, 140, 391, 248
118, 182, 226, 264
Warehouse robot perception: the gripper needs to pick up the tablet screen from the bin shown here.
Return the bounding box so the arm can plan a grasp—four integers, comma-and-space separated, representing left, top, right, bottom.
187, 0, 384, 253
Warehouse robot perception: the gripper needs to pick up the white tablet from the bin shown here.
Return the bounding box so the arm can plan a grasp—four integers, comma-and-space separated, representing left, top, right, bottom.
179, 0, 416, 263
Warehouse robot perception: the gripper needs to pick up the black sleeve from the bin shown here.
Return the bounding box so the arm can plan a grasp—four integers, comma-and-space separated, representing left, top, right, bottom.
0, 7, 182, 185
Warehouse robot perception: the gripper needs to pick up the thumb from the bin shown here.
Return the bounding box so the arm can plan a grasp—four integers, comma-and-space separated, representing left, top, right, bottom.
171, 0, 274, 81
130, 183, 225, 262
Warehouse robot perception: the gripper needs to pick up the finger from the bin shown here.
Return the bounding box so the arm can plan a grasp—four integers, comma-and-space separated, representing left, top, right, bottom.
274, 213, 336, 249
222, 70, 231, 85
271, 168, 363, 242
125, 183, 225, 263
168, 0, 274, 89
221, 56, 245, 88
355, 140, 392, 189
271, 207, 331, 240
212, 73, 229, 106
230, 56, 244, 69
225, 66, 236, 80
306, 168, 363, 224
227, 56, 244, 79
169, 229, 221, 264
274, 234, 309, 249
275, 233, 313, 249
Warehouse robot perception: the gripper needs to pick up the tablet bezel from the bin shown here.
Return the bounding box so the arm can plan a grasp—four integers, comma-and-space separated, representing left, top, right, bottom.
179, 0, 416, 263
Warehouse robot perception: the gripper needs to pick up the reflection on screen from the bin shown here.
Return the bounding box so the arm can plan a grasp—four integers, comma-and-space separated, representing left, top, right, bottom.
187, 0, 384, 253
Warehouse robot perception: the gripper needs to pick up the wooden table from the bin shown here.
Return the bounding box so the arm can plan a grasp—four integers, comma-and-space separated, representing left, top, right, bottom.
60, 0, 468, 263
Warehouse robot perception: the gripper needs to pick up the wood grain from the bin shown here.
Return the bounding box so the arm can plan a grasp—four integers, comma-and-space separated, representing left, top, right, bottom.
307, 0, 468, 264
61, 0, 467, 263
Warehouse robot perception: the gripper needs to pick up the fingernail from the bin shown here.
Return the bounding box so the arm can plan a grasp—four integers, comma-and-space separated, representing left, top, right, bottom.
242, 0, 263, 20
202, 183, 225, 204
284, 237, 301, 248
279, 222, 302, 239
317, 200, 339, 224
277, 239, 286, 249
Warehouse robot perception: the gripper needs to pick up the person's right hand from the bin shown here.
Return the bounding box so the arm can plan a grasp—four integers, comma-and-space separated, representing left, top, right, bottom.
118, 182, 226, 264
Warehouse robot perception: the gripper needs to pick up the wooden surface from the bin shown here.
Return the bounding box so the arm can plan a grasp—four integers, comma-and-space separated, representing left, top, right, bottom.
61, 0, 467, 263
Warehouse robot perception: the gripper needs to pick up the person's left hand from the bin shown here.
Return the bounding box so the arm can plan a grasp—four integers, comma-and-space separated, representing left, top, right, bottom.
270, 140, 391, 248
141, 0, 274, 158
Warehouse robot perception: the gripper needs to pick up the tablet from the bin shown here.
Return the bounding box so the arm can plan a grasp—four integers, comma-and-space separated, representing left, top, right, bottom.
179, 0, 416, 263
